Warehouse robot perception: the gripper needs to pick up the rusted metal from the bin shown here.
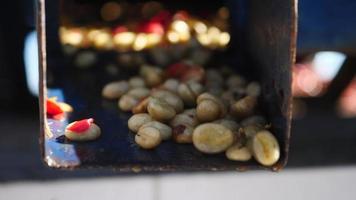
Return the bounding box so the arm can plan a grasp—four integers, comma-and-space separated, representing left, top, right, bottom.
39, 0, 297, 172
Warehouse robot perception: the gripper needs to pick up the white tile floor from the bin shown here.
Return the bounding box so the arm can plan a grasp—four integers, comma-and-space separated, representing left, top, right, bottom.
1, 167, 355, 200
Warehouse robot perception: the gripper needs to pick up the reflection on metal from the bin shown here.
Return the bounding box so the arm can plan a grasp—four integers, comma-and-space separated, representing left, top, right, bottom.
45, 89, 81, 168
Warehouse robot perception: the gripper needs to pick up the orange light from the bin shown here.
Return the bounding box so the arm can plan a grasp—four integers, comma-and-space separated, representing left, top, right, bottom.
60, 28, 84, 46
113, 32, 136, 47
219, 32, 230, 47
194, 22, 207, 34
167, 31, 180, 43
133, 33, 148, 51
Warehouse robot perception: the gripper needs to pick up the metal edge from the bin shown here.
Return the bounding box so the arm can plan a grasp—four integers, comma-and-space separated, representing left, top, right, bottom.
271, 0, 298, 171
244, 0, 297, 171
38, 0, 48, 166
44, 161, 274, 173
278, 0, 298, 171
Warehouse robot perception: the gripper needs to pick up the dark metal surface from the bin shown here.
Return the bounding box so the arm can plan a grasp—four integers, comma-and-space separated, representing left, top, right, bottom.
3, 106, 356, 181
43, 62, 267, 172
39, 0, 297, 172
245, 0, 297, 169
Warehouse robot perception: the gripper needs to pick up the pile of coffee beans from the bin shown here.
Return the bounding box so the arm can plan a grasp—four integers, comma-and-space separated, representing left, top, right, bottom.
102, 61, 280, 167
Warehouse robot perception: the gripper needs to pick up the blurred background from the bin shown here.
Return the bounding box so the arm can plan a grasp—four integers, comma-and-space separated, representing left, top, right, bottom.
1, 0, 356, 199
